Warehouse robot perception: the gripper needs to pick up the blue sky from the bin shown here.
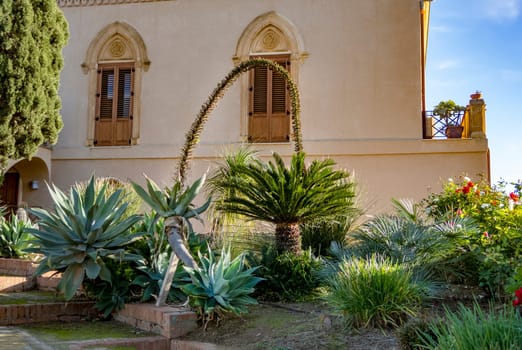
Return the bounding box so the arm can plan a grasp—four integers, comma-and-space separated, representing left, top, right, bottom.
426, 0, 522, 185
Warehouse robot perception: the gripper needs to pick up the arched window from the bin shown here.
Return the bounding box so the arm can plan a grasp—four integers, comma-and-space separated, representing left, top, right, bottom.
82, 22, 150, 147
235, 12, 307, 143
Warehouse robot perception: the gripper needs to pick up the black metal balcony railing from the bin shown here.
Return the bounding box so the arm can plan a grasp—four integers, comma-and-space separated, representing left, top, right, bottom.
423, 110, 466, 139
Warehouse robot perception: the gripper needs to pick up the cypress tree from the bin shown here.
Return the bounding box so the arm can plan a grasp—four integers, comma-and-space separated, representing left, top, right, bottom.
0, 0, 68, 170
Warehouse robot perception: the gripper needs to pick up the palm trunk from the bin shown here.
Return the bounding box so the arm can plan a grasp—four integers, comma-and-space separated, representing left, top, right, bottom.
156, 217, 197, 307
275, 222, 302, 255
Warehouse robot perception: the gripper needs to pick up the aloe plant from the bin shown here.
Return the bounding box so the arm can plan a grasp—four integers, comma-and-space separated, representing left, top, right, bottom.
181, 246, 262, 326
131, 175, 211, 306
27, 176, 143, 300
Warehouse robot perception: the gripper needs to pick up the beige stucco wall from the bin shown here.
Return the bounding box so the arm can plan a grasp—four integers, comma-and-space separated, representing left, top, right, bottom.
45, 0, 490, 215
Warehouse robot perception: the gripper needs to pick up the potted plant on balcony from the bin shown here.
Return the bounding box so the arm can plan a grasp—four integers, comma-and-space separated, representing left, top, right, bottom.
433, 100, 466, 138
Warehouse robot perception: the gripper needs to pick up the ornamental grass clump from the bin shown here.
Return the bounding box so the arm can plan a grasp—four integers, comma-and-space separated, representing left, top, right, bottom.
419, 303, 522, 350
323, 254, 428, 329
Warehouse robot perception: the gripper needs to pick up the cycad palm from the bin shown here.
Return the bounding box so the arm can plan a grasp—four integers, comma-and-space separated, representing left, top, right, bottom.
209, 151, 357, 254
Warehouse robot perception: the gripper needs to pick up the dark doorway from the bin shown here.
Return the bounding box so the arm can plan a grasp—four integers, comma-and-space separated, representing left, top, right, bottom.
0, 171, 19, 217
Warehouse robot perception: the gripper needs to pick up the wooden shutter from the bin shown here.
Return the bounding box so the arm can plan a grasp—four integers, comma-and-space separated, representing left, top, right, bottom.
95, 67, 114, 146
95, 64, 133, 146
248, 56, 290, 143
249, 65, 269, 142
270, 59, 290, 142
114, 67, 133, 145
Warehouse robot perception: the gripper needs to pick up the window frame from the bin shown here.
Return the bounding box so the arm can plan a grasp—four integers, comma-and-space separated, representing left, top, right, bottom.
248, 55, 291, 143
94, 62, 135, 146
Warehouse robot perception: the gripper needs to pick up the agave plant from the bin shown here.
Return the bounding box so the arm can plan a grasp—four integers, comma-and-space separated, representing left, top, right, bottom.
208, 151, 358, 254
131, 175, 211, 306
27, 175, 143, 300
131, 213, 189, 302
181, 246, 263, 327
0, 214, 35, 258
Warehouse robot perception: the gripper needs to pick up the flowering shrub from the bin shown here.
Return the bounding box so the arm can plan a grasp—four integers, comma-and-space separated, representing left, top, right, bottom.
424, 176, 522, 298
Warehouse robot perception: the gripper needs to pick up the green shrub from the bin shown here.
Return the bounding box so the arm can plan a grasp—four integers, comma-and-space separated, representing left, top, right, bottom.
300, 213, 361, 257
256, 248, 323, 301
397, 318, 441, 350
181, 246, 263, 326
323, 255, 429, 329
348, 199, 480, 284
0, 215, 35, 258
419, 303, 522, 350
425, 176, 522, 297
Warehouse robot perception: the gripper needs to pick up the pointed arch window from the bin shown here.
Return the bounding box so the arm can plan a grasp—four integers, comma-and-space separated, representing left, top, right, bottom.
234, 12, 307, 144
83, 22, 150, 147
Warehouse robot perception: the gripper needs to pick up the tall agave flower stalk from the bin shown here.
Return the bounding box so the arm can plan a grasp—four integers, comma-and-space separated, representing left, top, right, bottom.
177, 57, 303, 184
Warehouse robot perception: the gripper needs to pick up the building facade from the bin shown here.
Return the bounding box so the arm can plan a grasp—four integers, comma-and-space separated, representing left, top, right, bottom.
3, 0, 489, 214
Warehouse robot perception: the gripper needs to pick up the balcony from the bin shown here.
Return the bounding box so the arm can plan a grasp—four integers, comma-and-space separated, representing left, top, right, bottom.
423, 108, 469, 139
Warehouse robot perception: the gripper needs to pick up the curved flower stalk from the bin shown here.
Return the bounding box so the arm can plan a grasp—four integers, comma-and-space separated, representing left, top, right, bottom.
177, 57, 303, 184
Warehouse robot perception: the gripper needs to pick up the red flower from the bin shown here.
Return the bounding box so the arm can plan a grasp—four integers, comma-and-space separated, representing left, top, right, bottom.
491, 200, 498, 206
513, 298, 520, 307
515, 288, 522, 299
455, 188, 461, 193
483, 231, 489, 239
510, 192, 519, 202
467, 181, 474, 187
456, 208, 463, 216
462, 186, 471, 194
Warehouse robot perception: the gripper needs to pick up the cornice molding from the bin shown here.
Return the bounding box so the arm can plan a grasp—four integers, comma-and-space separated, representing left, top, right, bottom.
58, 0, 173, 7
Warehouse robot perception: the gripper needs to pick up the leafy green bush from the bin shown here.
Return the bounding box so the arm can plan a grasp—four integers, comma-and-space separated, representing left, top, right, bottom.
253, 248, 323, 301
27, 175, 143, 300
181, 246, 262, 326
347, 199, 479, 284
0, 215, 35, 258
425, 176, 522, 298
323, 255, 429, 329
418, 303, 522, 350
397, 318, 441, 350
300, 213, 361, 257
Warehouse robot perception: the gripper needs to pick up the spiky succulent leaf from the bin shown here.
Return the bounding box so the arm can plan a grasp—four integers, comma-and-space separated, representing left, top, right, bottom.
181, 246, 262, 318
29, 175, 143, 300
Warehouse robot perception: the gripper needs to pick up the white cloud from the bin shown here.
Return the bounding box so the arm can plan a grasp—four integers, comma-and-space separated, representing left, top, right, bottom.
479, 0, 520, 20
435, 59, 459, 71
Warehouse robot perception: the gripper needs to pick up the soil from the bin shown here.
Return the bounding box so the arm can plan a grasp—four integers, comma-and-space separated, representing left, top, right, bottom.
179, 285, 490, 350
179, 301, 400, 350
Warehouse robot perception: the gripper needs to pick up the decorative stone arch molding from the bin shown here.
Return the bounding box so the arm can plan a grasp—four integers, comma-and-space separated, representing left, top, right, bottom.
233, 11, 308, 140
82, 21, 150, 146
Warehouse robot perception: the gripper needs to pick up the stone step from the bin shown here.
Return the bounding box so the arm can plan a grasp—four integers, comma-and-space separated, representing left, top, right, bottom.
115, 303, 198, 339
0, 301, 97, 326
0, 258, 61, 292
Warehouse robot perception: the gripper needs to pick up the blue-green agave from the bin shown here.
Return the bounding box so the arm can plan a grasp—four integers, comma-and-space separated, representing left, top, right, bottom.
27, 176, 143, 300
182, 246, 263, 321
